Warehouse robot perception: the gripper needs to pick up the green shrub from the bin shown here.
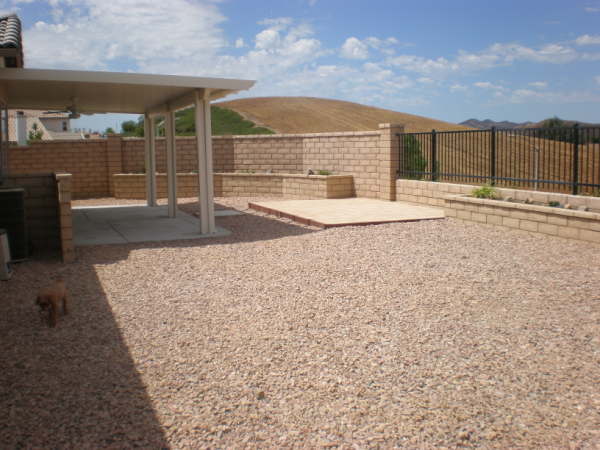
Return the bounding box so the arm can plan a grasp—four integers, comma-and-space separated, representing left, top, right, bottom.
471, 184, 499, 199
548, 201, 560, 207
317, 170, 331, 175
27, 123, 44, 143
402, 135, 427, 179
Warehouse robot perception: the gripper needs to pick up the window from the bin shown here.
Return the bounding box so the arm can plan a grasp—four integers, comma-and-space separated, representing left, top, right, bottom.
62, 121, 67, 131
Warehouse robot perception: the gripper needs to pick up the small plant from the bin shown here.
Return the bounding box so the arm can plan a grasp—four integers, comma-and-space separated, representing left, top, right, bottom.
317, 169, 332, 176
27, 123, 44, 143
471, 184, 499, 199
548, 201, 560, 207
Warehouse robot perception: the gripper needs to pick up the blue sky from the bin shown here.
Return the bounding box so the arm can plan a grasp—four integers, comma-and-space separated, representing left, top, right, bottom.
3, 0, 600, 131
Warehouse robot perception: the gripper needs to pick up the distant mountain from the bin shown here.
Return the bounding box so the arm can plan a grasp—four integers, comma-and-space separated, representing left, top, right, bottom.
459, 118, 534, 129
460, 117, 600, 130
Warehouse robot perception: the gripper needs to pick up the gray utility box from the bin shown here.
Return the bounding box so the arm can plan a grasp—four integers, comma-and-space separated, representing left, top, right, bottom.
0, 228, 11, 280
0, 188, 27, 261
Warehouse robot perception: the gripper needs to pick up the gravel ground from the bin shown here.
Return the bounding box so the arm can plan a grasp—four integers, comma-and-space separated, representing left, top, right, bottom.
1, 196, 599, 448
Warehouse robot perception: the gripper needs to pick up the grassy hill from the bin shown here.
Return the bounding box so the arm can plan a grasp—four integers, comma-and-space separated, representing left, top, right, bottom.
176, 106, 274, 136
119, 106, 274, 137
216, 97, 470, 133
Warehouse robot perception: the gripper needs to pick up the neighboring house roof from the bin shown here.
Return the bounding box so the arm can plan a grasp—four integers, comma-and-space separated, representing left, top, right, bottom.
9, 109, 70, 119
0, 14, 23, 67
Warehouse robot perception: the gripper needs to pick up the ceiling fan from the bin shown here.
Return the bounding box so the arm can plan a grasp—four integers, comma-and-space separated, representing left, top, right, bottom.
44, 98, 92, 119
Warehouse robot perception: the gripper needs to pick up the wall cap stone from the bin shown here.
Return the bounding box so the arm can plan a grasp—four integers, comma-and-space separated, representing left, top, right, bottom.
114, 172, 353, 180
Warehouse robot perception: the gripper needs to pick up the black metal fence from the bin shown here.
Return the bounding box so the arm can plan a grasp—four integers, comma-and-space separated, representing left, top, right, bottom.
397, 125, 600, 195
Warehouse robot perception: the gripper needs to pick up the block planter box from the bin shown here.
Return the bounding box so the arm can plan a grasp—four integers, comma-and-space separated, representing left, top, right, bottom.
445, 194, 600, 243
113, 173, 354, 200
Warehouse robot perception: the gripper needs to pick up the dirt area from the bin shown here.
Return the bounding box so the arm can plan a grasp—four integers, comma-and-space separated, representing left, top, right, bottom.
1, 197, 599, 448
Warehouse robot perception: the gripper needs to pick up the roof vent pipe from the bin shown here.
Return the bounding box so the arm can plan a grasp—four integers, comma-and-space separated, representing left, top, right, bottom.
16, 111, 26, 146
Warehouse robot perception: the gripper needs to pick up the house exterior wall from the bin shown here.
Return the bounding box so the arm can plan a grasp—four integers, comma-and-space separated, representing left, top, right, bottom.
7, 110, 71, 141
41, 117, 70, 133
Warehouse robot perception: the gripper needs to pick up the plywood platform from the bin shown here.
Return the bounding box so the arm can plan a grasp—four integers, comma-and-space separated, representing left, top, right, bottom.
249, 198, 445, 228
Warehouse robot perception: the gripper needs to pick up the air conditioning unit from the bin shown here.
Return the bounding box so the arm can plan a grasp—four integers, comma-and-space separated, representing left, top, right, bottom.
0, 228, 11, 280
0, 188, 27, 260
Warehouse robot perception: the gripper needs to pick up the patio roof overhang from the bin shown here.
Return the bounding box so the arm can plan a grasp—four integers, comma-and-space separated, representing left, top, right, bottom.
0, 68, 254, 114
0, 67, 256, 236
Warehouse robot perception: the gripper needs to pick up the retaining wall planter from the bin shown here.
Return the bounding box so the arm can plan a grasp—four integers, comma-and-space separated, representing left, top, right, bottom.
445, 194, 600, 243
113, 173, 354, 200
396, 179, 600, 243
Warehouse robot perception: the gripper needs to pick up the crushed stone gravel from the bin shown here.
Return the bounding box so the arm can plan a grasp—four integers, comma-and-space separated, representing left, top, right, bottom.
1, 196, 599, 448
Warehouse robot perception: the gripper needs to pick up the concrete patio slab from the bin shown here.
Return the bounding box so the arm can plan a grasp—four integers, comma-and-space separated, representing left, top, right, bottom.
249, 198, 445, 228
73, 205, 230, 246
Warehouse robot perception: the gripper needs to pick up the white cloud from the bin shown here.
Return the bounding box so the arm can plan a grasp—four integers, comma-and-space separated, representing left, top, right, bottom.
386, 41, 581, 78
340, 37, 369, 59
255, 28, 281, 50
234, 38, 245, 48
507, 89, 600, 104
584, 6, 600, 12
529, 81, 548, 89
473, 81, 505, 90
24, 0, 227, 70
575, 34, 600, 45
340, 35, 401, 59
595, 75, 600, 85
450, 84, 467, 92
417, 77, 435, 84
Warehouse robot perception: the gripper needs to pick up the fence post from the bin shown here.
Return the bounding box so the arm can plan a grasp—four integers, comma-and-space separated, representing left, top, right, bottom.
572, 123, 579, 195
431, 129, 437, 182
490, 126, 496, 185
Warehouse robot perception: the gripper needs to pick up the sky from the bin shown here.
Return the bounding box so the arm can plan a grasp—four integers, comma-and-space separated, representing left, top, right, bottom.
2, 0, 600, 132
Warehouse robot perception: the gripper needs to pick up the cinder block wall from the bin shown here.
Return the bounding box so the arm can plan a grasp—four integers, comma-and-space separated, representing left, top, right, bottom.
8, 140, 109, 199
8, 125, 400, 201
114, 173, 355, 200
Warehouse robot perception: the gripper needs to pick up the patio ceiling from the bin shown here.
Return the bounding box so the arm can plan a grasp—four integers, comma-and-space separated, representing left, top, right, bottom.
0, 68, 255, 114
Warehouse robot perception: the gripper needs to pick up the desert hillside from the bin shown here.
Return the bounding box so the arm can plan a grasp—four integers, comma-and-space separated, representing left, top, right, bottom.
216, 97, 470, 134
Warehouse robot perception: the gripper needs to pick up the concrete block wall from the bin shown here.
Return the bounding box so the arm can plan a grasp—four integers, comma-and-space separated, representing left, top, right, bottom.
8, 140, 109, 199
9, 125, 399, 201
301, 131, 380, 198
55, 173, 74, 263
113, 173, 200, 199
396, 179, 600, 210
114, 173, 354, 200
445, 195, 600, 243
397, 179, 600, 243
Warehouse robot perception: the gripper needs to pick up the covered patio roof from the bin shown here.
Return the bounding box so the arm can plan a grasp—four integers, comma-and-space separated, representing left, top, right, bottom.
0, 68, 254, 114
0, 67, 255, 236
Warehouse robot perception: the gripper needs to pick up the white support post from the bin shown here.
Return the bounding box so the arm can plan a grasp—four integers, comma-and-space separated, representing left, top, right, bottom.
194, 90, 216, 234
165, 110, 177, 218
144, 114, 157, 207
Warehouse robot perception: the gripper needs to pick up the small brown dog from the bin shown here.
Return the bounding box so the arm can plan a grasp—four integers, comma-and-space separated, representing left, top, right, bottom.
36, 279, 69, 327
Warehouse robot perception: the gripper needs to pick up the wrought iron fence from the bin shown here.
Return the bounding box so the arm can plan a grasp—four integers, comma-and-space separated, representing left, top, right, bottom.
397, 125, 600, 195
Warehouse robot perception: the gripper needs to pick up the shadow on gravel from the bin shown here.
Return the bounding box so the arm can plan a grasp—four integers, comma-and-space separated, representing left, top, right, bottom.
0, 256, 168, 448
